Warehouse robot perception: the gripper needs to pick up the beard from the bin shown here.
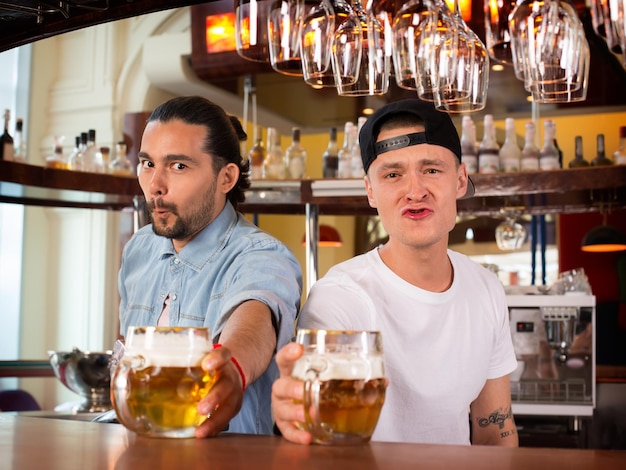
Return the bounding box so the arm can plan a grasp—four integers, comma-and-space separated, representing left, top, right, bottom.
147, 178, 217, 241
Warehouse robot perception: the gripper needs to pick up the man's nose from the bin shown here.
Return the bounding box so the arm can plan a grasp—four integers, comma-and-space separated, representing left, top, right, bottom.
148, 167, 167, 196
406, 173, 427, 200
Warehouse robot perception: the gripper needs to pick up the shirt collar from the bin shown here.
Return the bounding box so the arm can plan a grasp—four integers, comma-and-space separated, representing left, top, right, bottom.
156, 202, 237, 271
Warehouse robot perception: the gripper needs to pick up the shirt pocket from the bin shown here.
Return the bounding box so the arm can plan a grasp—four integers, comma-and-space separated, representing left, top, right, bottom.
122, 304, 156, 332
178, 313, 206, 327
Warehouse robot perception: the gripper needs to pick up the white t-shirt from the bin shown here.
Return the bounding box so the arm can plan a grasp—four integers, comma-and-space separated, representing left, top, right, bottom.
299, 248, 517, 445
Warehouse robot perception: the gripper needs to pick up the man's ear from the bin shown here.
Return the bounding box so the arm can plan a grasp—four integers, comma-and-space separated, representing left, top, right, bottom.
456, 164, 469, 200
220, 163, 239, 194
364, 175, 377, 208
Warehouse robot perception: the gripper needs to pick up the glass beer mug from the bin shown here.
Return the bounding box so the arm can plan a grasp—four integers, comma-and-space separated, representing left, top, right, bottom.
292, 329, 386, 445
111, 327, 215, 438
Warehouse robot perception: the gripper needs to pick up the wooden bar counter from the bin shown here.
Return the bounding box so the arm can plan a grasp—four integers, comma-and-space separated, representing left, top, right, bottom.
1, 415, 625, 470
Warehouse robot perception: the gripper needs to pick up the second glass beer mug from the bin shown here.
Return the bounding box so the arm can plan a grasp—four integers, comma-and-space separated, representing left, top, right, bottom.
292, 329, 386, 445
111, 327, 215, 438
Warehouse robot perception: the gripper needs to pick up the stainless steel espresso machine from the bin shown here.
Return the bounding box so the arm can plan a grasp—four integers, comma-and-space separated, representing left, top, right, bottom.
506, 292, 596, 447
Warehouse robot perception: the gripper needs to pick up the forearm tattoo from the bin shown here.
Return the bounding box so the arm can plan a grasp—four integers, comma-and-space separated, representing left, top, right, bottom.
477, 407, 513, 430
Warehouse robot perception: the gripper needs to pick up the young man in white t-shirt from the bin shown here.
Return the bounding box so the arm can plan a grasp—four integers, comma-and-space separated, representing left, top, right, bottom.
271, 98, 519, 446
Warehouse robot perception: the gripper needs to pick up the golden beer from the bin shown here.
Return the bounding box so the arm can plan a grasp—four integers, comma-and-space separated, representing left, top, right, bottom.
111, 327, 214, 438
293, 329, 387, 445
308, 378, 386, 442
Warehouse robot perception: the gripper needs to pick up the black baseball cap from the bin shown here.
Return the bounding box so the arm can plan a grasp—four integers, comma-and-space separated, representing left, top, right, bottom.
359, 99, 475, 199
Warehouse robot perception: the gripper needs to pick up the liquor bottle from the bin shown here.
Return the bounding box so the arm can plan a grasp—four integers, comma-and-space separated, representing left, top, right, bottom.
461, 116, 478, 174
520, 121, 540, 171
614, 126, 626, 165
45, 135, 68, 169
478, 114, 500, 174
590, 133, 613, 166
13, 117, 26, 162
100, 146, 111, 171
323, 127, 339, 178
0, 109, 14, 161
338, 121, 355, 178
247, 126, 265, 180
499, 118, 521, 172
109, 141, 134, 176
264, 127, 285, 179
568, 136, 589, 168
68, 135, 85, 171
351, 116, 367, 178
81, 129, 105, 173
553, 138, 563, 168
539, 120, 560, 170
285, 127, 306, 179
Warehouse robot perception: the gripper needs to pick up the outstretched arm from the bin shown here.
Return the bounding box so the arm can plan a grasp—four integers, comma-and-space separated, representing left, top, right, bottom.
195, 299, 276, 438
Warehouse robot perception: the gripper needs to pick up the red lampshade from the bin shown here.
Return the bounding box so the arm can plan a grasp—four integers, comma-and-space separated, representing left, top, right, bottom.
581, 225, 626, 253
302, 225, 343, 248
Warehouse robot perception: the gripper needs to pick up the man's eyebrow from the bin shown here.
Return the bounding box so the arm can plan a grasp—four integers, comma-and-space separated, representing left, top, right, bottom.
163, 154, 194, 163
136, 152, 195, 163
376, 158, 447, 171
419, 158, 447, 167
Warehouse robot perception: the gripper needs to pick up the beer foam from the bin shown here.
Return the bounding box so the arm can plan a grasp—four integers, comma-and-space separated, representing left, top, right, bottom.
292, 353, 385, 381
125, 348, 207, 368
126, 332, 212, 368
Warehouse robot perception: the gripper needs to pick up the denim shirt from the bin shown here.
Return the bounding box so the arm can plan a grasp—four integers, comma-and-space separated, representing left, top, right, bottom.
118, 202, 302, 434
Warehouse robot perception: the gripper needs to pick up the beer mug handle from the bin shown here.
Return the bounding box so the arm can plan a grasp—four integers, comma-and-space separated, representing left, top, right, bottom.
303, 368, 324, 437
109, 339, 126, 376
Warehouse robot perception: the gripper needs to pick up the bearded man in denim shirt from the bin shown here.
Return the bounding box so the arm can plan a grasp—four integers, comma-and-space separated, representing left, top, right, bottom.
118, 96, 302, 438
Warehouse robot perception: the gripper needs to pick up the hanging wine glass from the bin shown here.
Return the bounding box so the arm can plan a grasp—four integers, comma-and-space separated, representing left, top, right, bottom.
235, 0, 272, 63
509, 0, 543, 86
528, 33, 590, 103
509, 0, 590, 103
365, 0, 397, 75
436, 0, 489, 112
300, 0, 361, 87
495, 209, 527, 251
483, 0, 517, 65
415, 0, 460, 102
610, 0, 626, 68
589, 0, 623, 55
532, 0, 584, 85
390, 0, 436, 90
268, 0, 306, 76
300, 0, 335, 85
336, 0, 389, 96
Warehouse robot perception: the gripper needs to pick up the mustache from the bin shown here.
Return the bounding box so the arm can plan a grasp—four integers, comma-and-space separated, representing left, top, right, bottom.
147, 198, 177, 213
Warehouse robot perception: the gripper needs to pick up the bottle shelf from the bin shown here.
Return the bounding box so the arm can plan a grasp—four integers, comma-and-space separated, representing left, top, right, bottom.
0, 160, 139, 210
241, 166, 626, 217
1, 160, 625, 216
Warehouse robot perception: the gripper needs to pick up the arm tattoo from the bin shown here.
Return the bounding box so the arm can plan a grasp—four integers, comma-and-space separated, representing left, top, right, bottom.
500, 429, 517, 439
477, 407, 513, 429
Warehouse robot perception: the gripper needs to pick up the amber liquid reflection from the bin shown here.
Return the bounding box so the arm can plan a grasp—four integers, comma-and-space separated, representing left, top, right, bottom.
112, 365, 214, 437
305, 378, 386, 444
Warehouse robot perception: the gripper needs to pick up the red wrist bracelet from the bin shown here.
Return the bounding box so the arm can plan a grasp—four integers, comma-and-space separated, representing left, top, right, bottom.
213, 343, 247, 392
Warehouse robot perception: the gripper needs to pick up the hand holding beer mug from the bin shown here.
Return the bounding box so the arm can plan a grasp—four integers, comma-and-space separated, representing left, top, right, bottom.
292, 329, 386, 445
111, 327, 215, 438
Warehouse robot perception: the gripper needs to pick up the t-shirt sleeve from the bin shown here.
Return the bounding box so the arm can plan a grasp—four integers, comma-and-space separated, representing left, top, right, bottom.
298, 271, 377, 332
488, 282, 519, 380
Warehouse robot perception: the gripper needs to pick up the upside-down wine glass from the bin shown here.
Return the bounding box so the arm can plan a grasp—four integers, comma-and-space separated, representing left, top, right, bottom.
435, 0, 489, 112
268, 0, 306, 76
336, 0, 390, 95
300, 0, 362, 87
